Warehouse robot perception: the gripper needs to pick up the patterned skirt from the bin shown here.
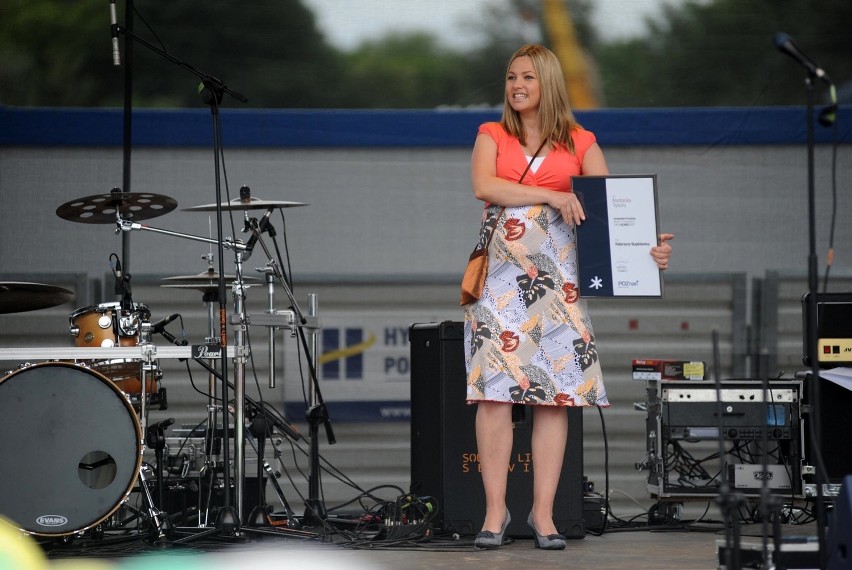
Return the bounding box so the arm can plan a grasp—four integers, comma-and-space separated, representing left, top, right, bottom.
463, 204, 608, 407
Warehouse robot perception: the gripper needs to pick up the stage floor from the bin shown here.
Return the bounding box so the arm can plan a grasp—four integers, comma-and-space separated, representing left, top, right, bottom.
29, 520, 825, 570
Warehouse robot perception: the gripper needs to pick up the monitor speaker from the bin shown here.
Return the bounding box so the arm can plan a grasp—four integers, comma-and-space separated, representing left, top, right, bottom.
409, 321, 584, 539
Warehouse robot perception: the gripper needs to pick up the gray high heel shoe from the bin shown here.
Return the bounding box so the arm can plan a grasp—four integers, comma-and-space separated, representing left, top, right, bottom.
527, 512, 567, 550
474, 509, 511, 549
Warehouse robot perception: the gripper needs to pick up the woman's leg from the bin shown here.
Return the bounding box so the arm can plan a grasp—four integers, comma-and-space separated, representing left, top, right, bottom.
530, 406, 569, 535
476, 401, 514, 531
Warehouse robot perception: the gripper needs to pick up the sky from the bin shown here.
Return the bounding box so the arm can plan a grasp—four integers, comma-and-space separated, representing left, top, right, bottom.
302, 0, 693, 50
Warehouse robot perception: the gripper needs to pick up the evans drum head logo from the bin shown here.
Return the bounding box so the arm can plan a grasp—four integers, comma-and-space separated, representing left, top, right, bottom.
36, 515, 68, 527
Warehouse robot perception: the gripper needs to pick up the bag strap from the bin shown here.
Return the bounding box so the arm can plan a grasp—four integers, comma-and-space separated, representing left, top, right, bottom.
481, 138, 548, 249
517, 138, 548, 185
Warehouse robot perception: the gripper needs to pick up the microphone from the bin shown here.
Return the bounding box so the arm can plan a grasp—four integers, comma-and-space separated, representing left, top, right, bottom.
773, 32, 830, 83
110, 0, 120, 67
152, 417, 175, 430
243, 206, 275, 255
151, 313, 180, 334
113, 256, 123, 296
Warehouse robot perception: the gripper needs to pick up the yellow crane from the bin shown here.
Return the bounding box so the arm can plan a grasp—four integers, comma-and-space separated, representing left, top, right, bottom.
541, 0, 600, 109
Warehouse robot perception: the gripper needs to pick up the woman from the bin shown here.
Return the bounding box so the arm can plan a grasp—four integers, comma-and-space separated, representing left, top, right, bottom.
464, 44, 673, 550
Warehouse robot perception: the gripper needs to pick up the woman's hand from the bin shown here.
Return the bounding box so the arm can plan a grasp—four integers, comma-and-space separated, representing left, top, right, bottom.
549, 192, 586, 225
651, 233, 675, 270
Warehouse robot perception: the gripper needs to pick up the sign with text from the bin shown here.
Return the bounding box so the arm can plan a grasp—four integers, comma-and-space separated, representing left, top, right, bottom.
573, 175, 662, 298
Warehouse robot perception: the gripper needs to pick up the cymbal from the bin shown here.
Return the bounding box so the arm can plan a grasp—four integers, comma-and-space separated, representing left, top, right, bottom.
183, 197, 307, 212
56, 192, 178, 223
0, 282, 75, 314
160, 271, 260, 292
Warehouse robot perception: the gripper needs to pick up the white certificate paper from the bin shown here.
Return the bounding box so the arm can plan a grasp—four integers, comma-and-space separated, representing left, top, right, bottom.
572, 175, 662, 298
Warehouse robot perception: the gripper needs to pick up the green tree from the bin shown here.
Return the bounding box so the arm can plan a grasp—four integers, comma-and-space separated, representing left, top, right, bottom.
595, 0, 852, 107
0, 1, 117, 106
0, 0, 345, 108
340, 33, 471, 109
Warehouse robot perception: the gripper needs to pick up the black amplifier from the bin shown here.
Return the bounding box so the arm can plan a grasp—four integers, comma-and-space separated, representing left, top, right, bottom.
662, 381, 801, 441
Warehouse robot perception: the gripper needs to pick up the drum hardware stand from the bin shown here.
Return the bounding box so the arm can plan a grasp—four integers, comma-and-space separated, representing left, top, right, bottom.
244, 217, 334, 525
111, 12, 247, 533
116, 218, 309, 541
245, 413, 304, 530
228, 257, 251, 526
207, 261, 317, 541
258, 266, 278, 390
132, 340, 176, 543
114, 220, 242, 539
202, 271, 224, 529
146, 418, 176, 517
138, 418, 176, 542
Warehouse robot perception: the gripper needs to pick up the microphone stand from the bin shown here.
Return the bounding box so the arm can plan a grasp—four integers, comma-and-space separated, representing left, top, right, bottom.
712, 330, 745, 570
111, 16, 247, 537
118, 1, 134, 280
801, 73, 828, 570
756, 376, 781, 570
775, 34, 835, 567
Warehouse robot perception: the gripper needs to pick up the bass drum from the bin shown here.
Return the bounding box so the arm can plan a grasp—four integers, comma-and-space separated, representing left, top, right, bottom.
0, 362, 142, 536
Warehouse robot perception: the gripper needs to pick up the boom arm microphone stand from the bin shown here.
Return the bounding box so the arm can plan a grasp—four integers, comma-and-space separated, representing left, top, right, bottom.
774, 31, 835, 570
112, 16, 248, 534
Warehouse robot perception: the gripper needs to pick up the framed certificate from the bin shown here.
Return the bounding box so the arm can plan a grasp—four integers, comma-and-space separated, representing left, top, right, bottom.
572, 174, 662, 298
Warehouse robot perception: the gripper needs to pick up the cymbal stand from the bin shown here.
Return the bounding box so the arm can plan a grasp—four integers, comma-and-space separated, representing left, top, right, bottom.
201, 291, 223, 526
117, 218, 250, 534
244, 217, 335, 524
229, 251, 251, 525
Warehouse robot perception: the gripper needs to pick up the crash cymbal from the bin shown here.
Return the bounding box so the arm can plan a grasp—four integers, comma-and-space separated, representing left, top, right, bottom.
0, 282, 75, 314
183, 197, 307, 212
57, 191, 178, 223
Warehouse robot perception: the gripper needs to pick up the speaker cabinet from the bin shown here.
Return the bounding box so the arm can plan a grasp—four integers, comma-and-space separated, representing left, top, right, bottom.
409, 321, 584, 539
803, 374, 852, 484
828, 475, 852, 570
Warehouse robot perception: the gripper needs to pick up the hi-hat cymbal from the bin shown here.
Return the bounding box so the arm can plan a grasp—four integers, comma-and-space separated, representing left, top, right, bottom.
0, 282, 75, 314
160, 271, 260, 292
183, 197, 307, 212
57, 192, 178, 223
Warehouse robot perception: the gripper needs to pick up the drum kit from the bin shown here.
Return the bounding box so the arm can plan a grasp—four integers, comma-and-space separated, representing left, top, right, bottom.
0, 187, 326, 543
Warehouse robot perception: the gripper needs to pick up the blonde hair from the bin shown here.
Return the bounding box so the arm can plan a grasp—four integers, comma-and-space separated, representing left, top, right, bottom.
500, 44, 580, 154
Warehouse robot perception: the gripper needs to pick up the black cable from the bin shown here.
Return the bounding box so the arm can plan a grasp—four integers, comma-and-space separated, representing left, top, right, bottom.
821, 95, 839, 293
